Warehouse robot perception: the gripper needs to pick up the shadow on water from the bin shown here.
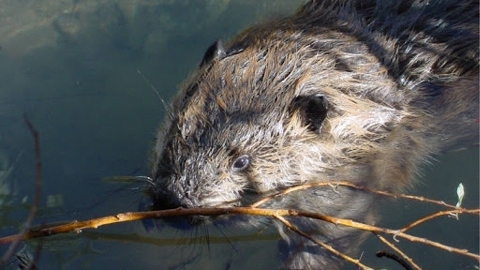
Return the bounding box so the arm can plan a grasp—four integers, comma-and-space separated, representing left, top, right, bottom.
0, 1, 477, 269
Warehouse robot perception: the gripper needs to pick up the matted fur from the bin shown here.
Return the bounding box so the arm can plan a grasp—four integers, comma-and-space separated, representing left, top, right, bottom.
149, 0, 478, 268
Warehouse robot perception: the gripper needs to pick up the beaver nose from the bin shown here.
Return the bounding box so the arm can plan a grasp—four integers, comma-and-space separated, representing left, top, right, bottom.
152, 186, 202, 210
152, 188, 183, 210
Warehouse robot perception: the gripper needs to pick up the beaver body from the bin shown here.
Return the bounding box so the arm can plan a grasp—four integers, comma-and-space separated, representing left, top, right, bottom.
149, 0, 478, 268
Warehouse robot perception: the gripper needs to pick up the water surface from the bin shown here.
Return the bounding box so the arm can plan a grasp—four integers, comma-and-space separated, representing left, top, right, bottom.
0, 1, 477, 269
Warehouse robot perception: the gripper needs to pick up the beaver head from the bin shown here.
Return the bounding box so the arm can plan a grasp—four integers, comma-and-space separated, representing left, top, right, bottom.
149, 31, 413, 216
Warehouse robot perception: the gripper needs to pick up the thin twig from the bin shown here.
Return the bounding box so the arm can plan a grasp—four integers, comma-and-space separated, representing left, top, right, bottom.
251, 181, 458, 209
274, 215, 373, 270
0, 115, 42, 268
400, 209, 480, 233
375, 233, 421, 270
289, 209, 480, 261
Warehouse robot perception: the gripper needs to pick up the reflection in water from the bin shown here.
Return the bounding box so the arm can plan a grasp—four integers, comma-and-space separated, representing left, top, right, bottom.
0, 150, 12, 206
0, 1, 478, 269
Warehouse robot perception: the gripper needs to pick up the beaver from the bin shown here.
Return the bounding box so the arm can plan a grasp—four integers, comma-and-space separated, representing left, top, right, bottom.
148, 0, 479, 268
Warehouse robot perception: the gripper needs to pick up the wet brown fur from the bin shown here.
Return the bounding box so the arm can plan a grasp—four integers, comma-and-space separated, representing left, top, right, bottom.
149, 0, 478, 268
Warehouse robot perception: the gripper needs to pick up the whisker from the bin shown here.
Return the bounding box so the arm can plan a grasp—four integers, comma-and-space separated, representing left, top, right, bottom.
204, 225, 211, 255
136, 68, 173, 118
102, 175, 156, 186
213, 223, 238, 253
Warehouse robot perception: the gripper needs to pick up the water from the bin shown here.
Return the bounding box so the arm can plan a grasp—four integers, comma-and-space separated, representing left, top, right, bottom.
0, 1, 478, 269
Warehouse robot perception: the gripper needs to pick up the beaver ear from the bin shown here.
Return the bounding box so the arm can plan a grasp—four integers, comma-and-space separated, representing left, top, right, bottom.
289, 94, 329, 133
200, 39, 226, 67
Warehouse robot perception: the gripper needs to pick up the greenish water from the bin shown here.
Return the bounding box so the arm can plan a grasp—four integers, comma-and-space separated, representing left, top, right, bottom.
0, 1, 478, 269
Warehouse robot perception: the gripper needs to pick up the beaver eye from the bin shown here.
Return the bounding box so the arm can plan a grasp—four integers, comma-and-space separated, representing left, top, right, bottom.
232, 155, 250, 171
